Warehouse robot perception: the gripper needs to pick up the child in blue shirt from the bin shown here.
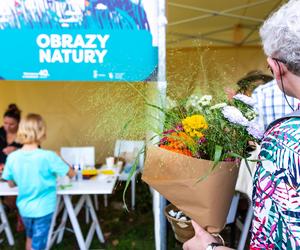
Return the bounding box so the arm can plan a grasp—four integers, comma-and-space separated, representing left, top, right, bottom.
2, 113, 75, 250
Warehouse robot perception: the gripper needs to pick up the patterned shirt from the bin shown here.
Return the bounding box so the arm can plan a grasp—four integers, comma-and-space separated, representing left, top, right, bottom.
252, 80, 300, 131
251, 117, 300, 249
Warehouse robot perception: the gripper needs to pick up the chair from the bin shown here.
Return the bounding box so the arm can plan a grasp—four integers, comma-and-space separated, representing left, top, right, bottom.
60, 147, 95, 167
236, 198, 253, 250
113, 140, 145, 210
226, 193, 240, 225
234, 147, 259, 249
224, 193, 240, 247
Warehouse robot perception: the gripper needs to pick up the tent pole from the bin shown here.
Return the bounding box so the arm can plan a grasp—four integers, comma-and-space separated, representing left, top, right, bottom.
153, 0, 167, 249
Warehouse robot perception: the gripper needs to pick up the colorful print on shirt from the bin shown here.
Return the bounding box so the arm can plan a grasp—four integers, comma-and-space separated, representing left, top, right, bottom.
251, 117, 300, 249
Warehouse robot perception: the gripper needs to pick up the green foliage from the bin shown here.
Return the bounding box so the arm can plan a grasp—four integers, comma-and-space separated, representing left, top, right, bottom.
156, 93, 261, 161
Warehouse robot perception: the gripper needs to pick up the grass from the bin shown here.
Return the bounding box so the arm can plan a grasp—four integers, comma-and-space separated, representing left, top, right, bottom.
0, 175, 246, 249
0, 175, 182, 250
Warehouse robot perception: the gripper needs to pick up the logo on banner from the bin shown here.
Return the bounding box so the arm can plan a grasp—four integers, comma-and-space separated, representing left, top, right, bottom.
22, 70, 50, 79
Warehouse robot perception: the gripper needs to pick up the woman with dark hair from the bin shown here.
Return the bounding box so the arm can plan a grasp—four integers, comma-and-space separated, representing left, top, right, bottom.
236, 70, 273, 96
0, 104, 24, 232
0, 104, 22, 167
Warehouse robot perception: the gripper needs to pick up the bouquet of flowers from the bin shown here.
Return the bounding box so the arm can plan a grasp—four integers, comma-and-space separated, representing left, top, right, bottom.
142, 92, 262, 239
160, 93, 262, 163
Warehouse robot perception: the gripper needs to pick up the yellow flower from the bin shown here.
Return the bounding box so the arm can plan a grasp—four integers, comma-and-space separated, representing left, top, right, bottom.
185, 127, 191, 133
182, 115, 208, 138
195, 131, 203, 138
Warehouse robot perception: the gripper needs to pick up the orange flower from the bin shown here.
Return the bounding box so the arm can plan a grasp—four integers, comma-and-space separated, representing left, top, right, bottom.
159, 145, 192, 156
159, 131, 195, 156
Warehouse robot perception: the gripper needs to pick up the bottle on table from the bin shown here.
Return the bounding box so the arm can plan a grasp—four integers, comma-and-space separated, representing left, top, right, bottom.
77, 164, 83, 181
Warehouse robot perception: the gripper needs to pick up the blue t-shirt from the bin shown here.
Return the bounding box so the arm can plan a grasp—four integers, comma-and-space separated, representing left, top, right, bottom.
2, 149, 69, 218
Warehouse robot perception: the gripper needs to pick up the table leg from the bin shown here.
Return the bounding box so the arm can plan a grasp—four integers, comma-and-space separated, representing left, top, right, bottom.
0, 200, 14, 246
85, 204, 89, 224
56, 207, 68, 244
63, 195, 87, 250
56, 195, 85, 245
103, 194, 108, 207
46, 196, 61, 250
86, 195, 105, 243
94, 195, 99, 211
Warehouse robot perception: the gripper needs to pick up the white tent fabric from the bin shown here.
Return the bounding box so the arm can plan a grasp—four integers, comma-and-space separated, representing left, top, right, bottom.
167, 0, 286, 47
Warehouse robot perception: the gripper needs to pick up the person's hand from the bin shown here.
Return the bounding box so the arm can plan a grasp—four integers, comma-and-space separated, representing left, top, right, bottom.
7, 180, 16, 188
67, 167, 76, 178
2, 146, 17, 155
183, 221, 218, 250
224, 87, 236, 100
0, 163, 4, 173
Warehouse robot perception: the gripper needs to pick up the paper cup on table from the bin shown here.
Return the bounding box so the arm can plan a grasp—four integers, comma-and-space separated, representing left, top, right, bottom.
117, 161, 123, 168
106, 157, 115, 168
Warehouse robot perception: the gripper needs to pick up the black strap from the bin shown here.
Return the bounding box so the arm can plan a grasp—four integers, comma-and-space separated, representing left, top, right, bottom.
266, 109, 300, 131
206, 242, 223, 250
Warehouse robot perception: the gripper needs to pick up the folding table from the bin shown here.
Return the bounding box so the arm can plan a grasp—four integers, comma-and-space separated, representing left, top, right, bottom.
0, 167, 120, 250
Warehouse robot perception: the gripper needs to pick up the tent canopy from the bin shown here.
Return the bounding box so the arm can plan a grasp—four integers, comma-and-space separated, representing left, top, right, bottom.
167, 0, 286, 47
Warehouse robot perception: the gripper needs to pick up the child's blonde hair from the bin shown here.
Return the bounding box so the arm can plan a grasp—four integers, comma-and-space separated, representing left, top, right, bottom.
17, 113, 46, 144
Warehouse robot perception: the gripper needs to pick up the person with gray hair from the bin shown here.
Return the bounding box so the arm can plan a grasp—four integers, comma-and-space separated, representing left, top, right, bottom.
183, 1, 300, 249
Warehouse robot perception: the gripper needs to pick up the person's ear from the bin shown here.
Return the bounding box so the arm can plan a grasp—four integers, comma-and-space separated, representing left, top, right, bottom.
267, 57, 288, 80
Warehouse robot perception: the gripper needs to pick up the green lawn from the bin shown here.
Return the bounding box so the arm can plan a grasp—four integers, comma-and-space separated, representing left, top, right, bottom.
1, 175, 182, 250
1, 175, 242, 249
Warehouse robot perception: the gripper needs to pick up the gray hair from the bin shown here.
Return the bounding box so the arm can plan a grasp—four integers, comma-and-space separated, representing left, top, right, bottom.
260, 0, 300, 75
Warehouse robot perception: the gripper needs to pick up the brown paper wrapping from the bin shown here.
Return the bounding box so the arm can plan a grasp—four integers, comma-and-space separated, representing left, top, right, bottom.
142, 146, 239, 233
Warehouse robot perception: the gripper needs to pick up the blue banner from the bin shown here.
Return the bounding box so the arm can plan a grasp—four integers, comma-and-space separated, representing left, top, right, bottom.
0, 0, 158, 81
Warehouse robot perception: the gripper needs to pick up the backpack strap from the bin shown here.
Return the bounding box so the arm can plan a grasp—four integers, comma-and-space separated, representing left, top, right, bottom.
266, 109, 300, 131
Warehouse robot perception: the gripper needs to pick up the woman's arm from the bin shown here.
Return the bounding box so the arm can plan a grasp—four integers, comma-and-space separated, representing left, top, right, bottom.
2, 146, 17, 155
